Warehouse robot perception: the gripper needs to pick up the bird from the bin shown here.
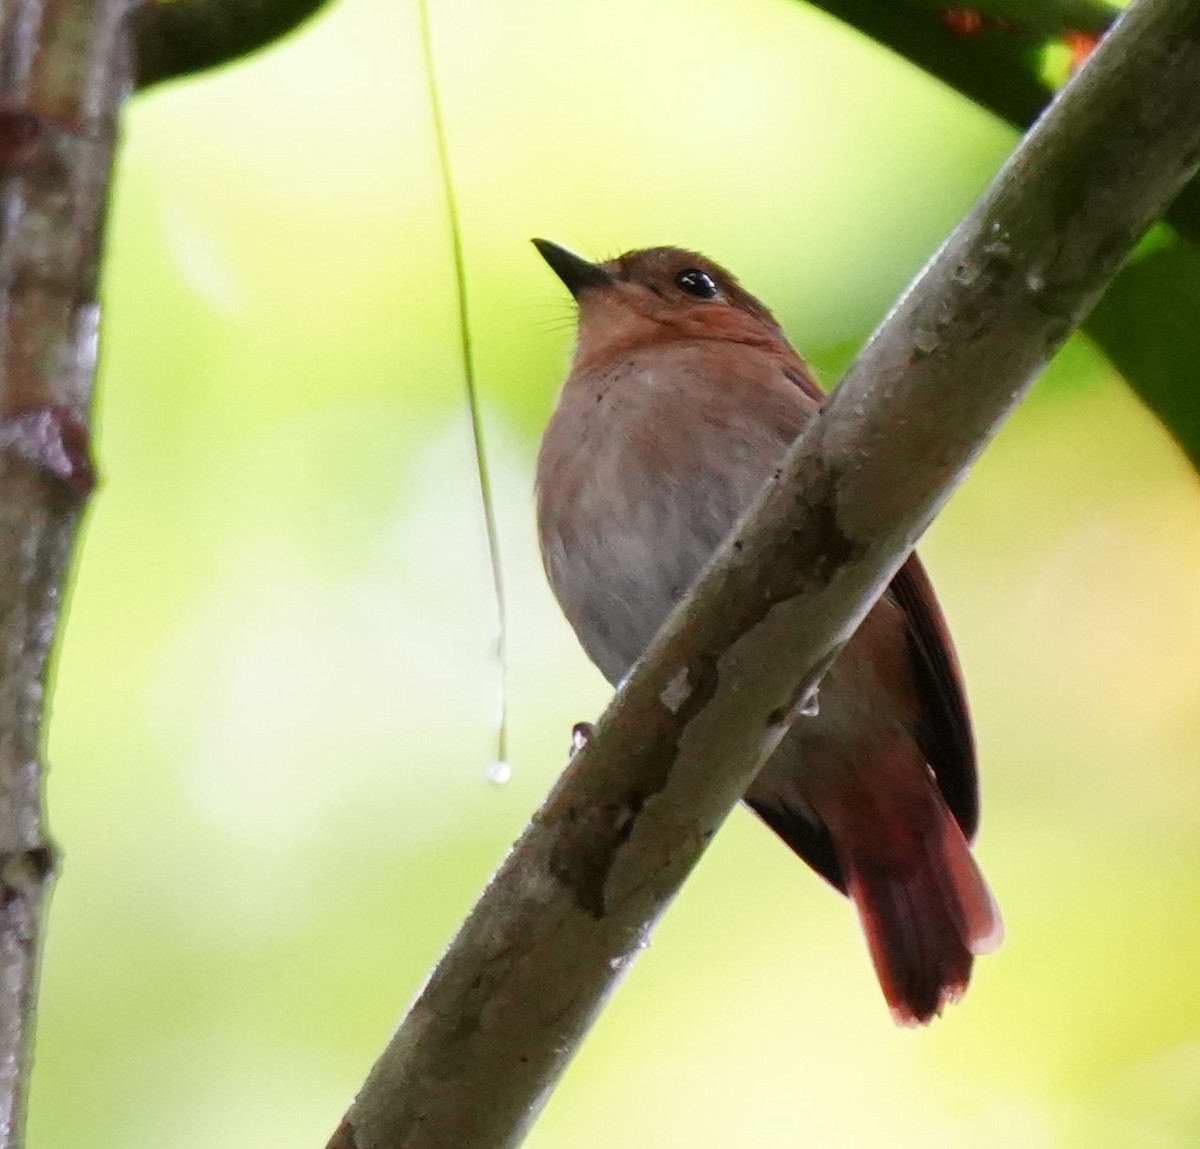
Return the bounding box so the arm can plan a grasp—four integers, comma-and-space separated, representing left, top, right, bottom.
532, 238, 1002, 1025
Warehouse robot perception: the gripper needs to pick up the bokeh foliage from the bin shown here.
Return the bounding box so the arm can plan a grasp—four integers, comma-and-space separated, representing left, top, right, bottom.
28, 0, 1200, 1146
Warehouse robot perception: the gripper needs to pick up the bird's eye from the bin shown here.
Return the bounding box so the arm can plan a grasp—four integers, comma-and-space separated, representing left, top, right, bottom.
674, 269, 718, 299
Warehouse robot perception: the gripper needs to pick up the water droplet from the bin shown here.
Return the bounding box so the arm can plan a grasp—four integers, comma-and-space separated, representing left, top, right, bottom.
571, 723, 593, 755
982, 238, 1010, 258
486, 760, 512, 787
799, 689, 820, 718
981, 221, 1010, 258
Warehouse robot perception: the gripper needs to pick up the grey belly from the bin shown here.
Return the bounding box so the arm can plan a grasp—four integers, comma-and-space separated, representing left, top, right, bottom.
549, 472, 760, 686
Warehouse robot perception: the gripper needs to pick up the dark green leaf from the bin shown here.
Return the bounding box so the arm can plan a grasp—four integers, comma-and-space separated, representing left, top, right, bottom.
1089, 233, 1200, 469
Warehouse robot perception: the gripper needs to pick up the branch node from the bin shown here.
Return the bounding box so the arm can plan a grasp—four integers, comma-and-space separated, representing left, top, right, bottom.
0, 406, 97, 498
0, 846, 57, 906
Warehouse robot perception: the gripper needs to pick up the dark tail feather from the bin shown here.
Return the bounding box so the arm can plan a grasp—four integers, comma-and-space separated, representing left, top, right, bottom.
843, 792, 1002, 1026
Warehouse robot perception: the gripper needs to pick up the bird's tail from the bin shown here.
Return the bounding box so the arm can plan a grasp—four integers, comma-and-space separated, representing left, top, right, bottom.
835, 784, 1002, 1025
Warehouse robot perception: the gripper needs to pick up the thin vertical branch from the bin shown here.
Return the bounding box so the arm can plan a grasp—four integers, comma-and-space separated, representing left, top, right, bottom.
0, 0, 134, 1143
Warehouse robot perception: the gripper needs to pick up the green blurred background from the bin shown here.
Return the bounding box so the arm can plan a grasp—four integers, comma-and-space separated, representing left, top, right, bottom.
28, 0, 1200, 1145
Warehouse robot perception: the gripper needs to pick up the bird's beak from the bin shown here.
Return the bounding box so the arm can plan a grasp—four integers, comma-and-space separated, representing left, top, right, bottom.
532, 239, 613, 298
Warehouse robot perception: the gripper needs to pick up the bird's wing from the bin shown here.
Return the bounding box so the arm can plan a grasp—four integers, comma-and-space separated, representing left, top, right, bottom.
887, 552, 979, 839
745, 553, 978, 893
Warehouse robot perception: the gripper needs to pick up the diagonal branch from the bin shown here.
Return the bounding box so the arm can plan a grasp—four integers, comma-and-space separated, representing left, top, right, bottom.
0, 1, 135, 1145
133, 0, 335, 90
803, 0, 1200, 249
328, 1, 1200, 1147
805, 0, 1114, 127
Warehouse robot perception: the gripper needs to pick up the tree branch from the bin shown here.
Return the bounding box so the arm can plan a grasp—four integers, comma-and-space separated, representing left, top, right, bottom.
805, 0, 1112, 127
328, 1, 1200, 1147
133, 0, 335, 90
0, 1, 134, 1145
803, 0, 1200, 248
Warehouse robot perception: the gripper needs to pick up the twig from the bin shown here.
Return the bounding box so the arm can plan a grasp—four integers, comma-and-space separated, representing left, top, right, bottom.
327, 1, 1200, 1146
0, 1, 135, 1145
134, 0, 334, 90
